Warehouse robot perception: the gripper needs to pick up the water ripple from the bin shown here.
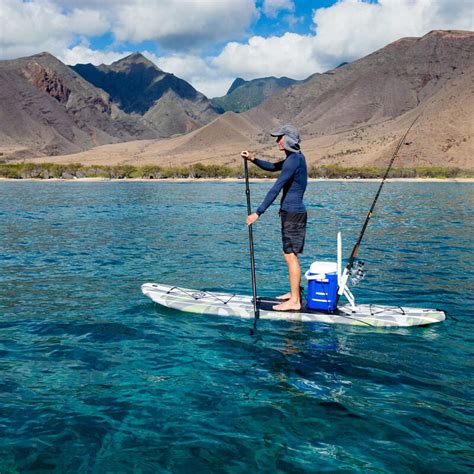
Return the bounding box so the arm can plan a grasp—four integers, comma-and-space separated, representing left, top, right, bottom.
0, 181, 473, 472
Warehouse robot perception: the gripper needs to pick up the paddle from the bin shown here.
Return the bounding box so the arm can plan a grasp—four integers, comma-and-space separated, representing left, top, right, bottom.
241, 151, 260, 327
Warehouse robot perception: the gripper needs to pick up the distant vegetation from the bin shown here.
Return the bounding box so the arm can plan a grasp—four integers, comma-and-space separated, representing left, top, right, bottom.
308, 165, 473, 179
211, 76, 298, 113
0, 163, 472, 180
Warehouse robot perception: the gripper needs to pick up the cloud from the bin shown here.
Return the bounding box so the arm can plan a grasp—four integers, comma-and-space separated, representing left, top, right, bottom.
212, 33, 320, 80
262, 0, 295, 18
1, 0, 472, 98
152, 53, 211, 77
283, 14, 304, 28
0, 0, 257, 59
68, 8, 110, 37
112, 0, 258, 49
56, 0, 128, 8
211, 0, 474, 88
149, 53, 235, 98
312, 0, 474, 66
190, 77, 236, 99
58, 44, 132, 66
0, 0, 110, 59
0, 0, 69, 58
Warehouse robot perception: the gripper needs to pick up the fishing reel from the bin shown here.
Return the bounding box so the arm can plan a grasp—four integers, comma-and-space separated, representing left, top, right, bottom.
349, 260, 365, 286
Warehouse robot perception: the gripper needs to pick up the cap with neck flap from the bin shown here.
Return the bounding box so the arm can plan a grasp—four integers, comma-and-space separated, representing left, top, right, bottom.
270, 124, 301, 153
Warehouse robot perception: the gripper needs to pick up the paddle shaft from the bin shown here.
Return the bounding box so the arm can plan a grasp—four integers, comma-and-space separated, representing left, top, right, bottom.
243, 157, 260, 322
335, 113, 422, 306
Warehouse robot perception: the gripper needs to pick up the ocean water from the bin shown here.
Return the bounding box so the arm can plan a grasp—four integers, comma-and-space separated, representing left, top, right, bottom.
0, 181, 473, 473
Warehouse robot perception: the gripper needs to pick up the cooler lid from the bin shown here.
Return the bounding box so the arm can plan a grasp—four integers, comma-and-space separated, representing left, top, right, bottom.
308, 261, 337, 275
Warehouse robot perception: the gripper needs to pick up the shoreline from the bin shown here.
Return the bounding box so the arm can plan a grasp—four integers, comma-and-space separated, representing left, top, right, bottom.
0, 177, 473, 183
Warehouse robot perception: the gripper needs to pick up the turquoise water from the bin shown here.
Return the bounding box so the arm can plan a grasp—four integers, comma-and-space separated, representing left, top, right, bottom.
1, 181, 473, 473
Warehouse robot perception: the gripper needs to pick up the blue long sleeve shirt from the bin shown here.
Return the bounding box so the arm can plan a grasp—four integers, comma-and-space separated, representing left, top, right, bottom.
254, 152, 307, 215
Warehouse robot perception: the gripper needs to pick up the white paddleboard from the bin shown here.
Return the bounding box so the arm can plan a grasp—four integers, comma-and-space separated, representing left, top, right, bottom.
141, 283, 446, 327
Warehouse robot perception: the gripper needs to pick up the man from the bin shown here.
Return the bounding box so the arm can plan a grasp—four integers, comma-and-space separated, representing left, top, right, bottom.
241, 124, 308, 311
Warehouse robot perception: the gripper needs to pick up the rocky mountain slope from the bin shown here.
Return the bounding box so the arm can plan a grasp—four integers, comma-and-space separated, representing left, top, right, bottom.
211, 76, 298, 112
256, 30, 473, 137
0, 52, 155, 159
0, 52, 221, 159
72, 53, 221, 136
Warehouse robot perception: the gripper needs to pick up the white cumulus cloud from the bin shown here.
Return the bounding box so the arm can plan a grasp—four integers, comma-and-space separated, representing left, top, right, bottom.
112, 0, 258, 49
262, 0, 295, 18
312, 0, 474, 66
212, 33, 321, 80
150, 53, 235, 98
154, 53, 211, 77
209, 0, 474, 91
0, 0, 257, 59
58, 45, 132, 66
0, 0, 69, 58
0, 0, 110, 59
68, 8, 110, 37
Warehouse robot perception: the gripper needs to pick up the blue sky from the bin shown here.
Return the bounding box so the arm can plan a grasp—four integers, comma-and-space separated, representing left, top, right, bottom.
83, 0, 332, 60
1, 0, 472, 97
86, 1, 333, 54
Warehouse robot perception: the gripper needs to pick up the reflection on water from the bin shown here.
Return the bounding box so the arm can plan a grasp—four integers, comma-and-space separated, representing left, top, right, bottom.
0, 181, 473, 472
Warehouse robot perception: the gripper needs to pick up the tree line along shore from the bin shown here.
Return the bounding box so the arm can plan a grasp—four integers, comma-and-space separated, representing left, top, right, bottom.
0, 162, 472, 180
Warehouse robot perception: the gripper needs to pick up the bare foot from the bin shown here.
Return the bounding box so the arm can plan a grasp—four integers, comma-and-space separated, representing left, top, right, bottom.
272, 300, 301, 312
276, 287, 303, 301
276, 292, 291, 301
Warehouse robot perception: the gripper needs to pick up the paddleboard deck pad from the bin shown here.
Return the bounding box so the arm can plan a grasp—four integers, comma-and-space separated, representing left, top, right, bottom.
141, 283, 445, 327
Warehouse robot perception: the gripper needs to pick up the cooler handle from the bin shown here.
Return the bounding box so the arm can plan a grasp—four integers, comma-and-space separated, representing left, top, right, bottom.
305, 270, 329, 281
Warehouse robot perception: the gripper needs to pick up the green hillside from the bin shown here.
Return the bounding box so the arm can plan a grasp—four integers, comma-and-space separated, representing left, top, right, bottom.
211, 76, 297, 112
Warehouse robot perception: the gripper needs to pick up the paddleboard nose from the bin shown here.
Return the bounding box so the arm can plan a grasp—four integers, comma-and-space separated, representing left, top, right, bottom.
141, 283, 155, 295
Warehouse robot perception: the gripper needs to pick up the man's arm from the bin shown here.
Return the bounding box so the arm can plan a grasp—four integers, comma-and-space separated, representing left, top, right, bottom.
253, 158, 284, 173
256, 156, 297, 216
240, 150, 284, 172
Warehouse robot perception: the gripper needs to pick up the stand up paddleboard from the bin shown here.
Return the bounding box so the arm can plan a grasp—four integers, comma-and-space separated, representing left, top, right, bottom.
141, 283, 445, 327
141, 232, 446, 328
142, 116, 446, 328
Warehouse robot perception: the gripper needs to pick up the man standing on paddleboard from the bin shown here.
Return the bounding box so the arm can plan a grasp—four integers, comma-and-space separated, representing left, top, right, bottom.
241, 124, 307, 312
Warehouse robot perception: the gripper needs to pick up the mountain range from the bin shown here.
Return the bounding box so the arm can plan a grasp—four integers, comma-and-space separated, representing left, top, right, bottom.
71, 53, 221, 136
211, 76, 299, 112
1, 30, 473, 169
0, 52, 221, 159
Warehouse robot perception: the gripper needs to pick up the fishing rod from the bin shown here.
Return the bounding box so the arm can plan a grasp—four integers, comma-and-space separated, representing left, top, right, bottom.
335, 113, 422, 307
241, 151, 260, 327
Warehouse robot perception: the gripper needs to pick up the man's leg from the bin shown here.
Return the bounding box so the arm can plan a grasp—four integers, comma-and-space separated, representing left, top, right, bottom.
276, 210, 307, 308
273, 252, 301, 311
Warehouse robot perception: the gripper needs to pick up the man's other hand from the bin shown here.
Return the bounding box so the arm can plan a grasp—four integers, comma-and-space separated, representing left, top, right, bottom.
246, 213, 259, 226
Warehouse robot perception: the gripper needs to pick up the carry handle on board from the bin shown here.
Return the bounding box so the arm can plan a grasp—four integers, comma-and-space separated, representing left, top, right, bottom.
241, 151, 259, 326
